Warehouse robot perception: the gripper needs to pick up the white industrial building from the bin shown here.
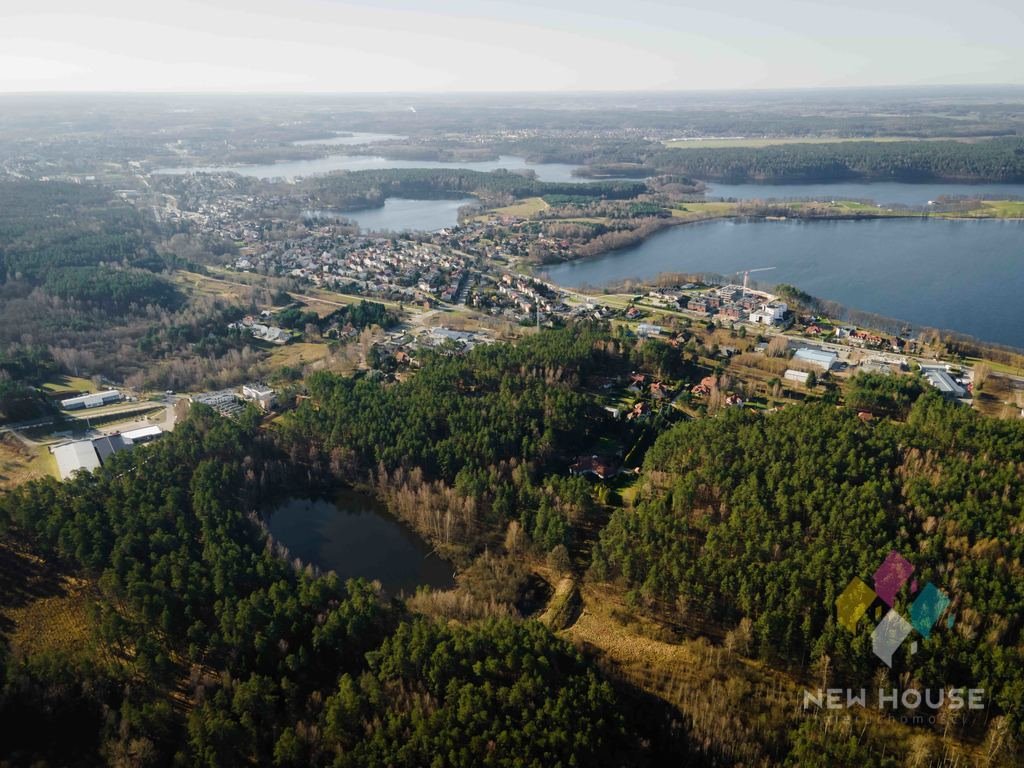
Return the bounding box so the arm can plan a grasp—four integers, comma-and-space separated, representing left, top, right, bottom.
52, 440, 102, 479
793, 348, 838, 371
61, 390, 122, 410
242, 383, 276, 410
921, 367, 967, 399
749, 302, 788, 325
121, 425, 164, 444
52, 426, 164, 481
784, 369, 812, 385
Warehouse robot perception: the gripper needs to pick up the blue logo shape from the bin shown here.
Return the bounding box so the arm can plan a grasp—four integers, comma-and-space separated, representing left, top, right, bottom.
910, 582, 950, 639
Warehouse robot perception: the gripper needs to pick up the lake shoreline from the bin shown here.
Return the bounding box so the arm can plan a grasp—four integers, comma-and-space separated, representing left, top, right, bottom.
539, 216, 1024, 349
531, 207, 1024, 270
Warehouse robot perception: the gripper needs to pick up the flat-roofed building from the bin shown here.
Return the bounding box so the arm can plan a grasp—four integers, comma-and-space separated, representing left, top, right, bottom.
122, 426, 163, 444
242, 383, 276, 410
52, 440, 101, 480
61, 390, 122, 410
784, 369, 812, 385
92, 434, 127, 463
793, 348, 838, 371
922, 368, 967, 399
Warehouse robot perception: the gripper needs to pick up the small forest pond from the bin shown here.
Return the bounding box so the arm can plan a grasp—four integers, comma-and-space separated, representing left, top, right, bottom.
266, 491, 455, 595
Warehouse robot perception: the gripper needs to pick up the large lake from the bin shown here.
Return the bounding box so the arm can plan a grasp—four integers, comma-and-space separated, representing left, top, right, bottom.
292, 131, 406, 146
306, 197, 475, 232
153, 154, 591, 183
706, 181, 1024, 207
266, 492, 455, 595
543, 218, 1024, 348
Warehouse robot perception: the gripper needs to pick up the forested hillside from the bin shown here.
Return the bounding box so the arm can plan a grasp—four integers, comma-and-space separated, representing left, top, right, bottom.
280, 325, 632, 553
648, 137, 1024, 183
0, 180, 278, 389
0, 406, 671, 766
302, 168, 646, 211
591, 393, 1024, 735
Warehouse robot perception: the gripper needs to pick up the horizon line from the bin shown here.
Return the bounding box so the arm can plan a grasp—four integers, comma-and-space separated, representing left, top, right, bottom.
2, 83, 1024, 98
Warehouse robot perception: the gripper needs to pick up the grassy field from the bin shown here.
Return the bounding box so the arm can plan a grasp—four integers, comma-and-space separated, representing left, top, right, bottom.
480, 196, 550, 219
62, 404, 164, 428
40, 375, 96, 396
671, 201, 738, 220
0, 536, 96, 661
266, 341, 332, 368
0, 438, 54, 490
936, 200, 1024, 218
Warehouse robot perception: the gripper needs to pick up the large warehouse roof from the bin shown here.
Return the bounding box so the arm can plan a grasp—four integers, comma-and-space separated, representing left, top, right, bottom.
793, 348, 838, 370
52, 440, 101, 480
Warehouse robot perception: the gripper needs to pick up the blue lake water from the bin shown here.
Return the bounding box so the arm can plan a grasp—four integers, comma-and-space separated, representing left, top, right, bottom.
706, 181, 1024, 207
305, 197, 475, 232
153, 154, 591, 183
267, 492, 454, 596
543, 218, 1024, 348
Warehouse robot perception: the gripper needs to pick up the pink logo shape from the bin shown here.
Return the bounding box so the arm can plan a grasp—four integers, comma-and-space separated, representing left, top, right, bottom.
873, 551, 914, 607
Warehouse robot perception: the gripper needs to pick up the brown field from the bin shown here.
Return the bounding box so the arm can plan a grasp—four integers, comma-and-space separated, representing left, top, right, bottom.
562, 582, 986, 766
0, 536, 95, 660
266, 341, 333, 368
478, 197, 550, 220
0, 437, 53, 490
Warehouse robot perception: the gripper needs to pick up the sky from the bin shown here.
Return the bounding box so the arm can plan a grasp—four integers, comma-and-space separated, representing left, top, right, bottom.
1, 0, 1021, 93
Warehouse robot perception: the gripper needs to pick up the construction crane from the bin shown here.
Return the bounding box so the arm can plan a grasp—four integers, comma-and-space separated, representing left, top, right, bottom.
737, 267, 775, 292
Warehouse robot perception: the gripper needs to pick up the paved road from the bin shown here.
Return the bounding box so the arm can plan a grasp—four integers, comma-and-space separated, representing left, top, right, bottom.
1, 398, 179, 448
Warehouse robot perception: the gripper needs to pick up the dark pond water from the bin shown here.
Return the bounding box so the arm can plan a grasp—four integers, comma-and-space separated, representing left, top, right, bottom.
266, 492, 455, 595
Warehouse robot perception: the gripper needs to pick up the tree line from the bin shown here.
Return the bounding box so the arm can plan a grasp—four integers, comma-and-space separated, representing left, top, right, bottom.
646, 137, 1024, 183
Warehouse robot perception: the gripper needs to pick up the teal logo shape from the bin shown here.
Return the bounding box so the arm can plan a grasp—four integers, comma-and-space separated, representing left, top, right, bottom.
836, 551, 953, 667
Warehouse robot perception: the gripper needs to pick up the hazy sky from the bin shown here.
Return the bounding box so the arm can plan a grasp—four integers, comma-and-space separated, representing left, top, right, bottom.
1, 0, 1021, 92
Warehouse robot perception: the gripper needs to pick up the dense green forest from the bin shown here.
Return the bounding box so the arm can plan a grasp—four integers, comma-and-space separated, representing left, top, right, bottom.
42, 265, 182, 313
0, 406, 671, 766
301, 168, 646, 211
3, 327, 1023, 763
590, 390, 1024, 734
0, 347, 58, 423
0, 181, 157, 283
279, 326, 631, 553
277, 300, 397, 336
647, 137, 1024, 184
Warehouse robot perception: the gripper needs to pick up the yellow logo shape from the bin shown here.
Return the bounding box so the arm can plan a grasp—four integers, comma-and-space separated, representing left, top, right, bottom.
836, 577, 876, 632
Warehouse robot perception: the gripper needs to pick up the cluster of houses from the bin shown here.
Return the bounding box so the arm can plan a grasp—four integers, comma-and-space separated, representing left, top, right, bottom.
230, 233, 472, 305
690, 375, 745, 406
471, 274, 568, 322
229, 313, 291, 345
679, 286, 789, 326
